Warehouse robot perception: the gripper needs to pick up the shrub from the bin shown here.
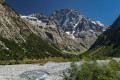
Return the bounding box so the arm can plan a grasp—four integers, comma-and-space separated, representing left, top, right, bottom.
108, 60, 120, 71
64, 60, 120, 80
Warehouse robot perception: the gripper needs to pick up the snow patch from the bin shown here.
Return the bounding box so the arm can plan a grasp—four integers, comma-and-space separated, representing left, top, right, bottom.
73, 22, 79, 34
71, 35, 75, 39
72, 31, 75, 34
96, 21, 104, 26
74, 22, 79, 28
21, 15, 42, 23
21, 16, 37, 19
91, 21, 96, 24
89, 30, 94, 32
66, 31, 71, 35
66, 31, 75, 39
103, 30, 106, 32
91, 20, 105, 26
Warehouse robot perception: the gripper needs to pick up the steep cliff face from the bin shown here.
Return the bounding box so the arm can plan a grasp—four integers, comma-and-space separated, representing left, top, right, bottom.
87, 16, 120, 57
49, 9, 107, 49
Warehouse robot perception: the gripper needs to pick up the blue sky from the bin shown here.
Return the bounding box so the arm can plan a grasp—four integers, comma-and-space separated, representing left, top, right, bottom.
5, 0, 120, 26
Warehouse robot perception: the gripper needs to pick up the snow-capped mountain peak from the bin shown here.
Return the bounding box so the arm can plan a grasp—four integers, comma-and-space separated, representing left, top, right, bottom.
49, 8, 107, 49
49, 9, 106, 38
20, 8, 107, 53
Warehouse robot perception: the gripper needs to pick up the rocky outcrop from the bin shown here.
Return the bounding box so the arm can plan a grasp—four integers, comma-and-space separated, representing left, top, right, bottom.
0, 0, 4, 4
0, 1, 31, 43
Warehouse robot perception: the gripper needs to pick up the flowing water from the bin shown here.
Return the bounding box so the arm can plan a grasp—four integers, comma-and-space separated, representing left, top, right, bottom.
20, 70, 48, 80
20, 62, 71, 80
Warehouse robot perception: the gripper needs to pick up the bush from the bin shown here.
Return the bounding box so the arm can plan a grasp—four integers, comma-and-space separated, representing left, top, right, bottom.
64, 60, 120, 80
108, 60, 120, 71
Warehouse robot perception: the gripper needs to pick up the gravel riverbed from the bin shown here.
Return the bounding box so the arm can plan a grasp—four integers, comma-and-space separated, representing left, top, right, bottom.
0, 59, 119, 80
0, 62, 71, 80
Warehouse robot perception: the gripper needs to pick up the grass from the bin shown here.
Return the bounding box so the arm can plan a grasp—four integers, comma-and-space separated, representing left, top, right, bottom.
0, 57, 70, 65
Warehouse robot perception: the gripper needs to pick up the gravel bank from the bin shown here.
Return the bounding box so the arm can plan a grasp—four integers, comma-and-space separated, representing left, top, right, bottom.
0, 59, 119, 80
0, 62, 71, 80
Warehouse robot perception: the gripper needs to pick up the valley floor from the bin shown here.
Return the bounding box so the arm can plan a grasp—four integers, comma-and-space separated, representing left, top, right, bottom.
0, 62, 71, 80
0, 58, 120, 80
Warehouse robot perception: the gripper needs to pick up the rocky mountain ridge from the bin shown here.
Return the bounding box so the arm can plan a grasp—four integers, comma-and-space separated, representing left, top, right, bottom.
0, 1, 31, 43
21, 14, 83, 53
49, 8, 107, 48
0, 1, 66, 60
22, 9, 107, 53
86, 16, 120, 58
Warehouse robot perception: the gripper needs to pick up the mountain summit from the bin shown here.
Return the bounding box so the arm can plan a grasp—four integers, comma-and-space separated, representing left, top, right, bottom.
49, 8, 107, 48
21, 9, 106, 53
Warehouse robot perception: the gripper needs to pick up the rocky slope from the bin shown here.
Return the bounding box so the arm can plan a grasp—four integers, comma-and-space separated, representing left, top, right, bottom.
2, 0, 107, 56
0, 1, 31, 43
22, 9, 107, 53
21, 14, 85, 53
87, 16, 120, 57
49, 8, 107, 49
1, 60, 119, 80
0, 1, 65, 61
